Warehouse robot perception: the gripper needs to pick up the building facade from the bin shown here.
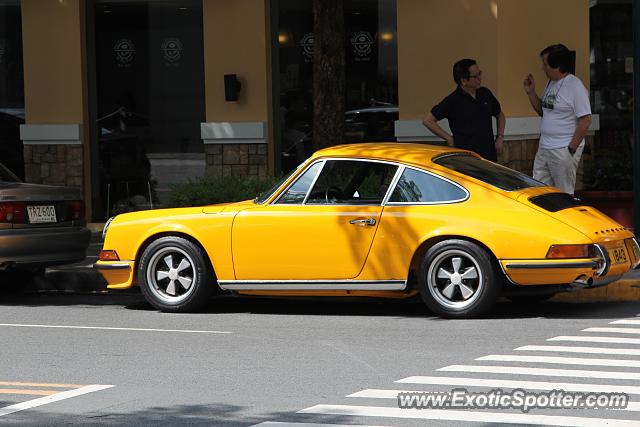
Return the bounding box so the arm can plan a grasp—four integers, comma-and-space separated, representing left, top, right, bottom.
0, 0, 632, 221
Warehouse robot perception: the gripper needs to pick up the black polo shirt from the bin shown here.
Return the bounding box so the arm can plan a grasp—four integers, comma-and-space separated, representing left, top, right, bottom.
431, 86, 501, 161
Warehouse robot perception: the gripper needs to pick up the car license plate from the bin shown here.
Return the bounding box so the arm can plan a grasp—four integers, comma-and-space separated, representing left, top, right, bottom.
608, 245, 628, 265
27, 205, 57, 224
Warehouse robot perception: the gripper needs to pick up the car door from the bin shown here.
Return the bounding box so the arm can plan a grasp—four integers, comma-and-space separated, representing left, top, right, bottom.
231, 159, 398, 280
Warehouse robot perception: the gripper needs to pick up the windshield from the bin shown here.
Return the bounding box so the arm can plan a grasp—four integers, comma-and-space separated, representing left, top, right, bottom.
254, 167, 298, 204
0, 162, 20, 182
434, 154, 544, 191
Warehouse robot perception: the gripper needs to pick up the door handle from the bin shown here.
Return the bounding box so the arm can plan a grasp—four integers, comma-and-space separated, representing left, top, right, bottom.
349, 218, 376, 226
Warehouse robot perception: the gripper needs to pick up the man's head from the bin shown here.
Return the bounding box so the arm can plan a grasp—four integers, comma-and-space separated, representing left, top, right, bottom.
453, 58, 482, 90
540, 44, 575, 79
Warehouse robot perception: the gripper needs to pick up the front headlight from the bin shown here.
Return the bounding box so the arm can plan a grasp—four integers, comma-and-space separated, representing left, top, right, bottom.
102, 216, 114, 241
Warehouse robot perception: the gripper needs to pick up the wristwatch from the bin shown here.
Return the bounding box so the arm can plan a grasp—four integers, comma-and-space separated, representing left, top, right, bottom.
567, 146, 576, 155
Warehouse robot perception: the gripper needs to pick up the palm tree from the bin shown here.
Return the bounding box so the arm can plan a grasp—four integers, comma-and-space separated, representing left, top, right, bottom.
312, 0, 345, 150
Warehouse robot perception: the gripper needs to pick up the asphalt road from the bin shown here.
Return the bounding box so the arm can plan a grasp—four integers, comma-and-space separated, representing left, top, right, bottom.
1, 289, 640, 426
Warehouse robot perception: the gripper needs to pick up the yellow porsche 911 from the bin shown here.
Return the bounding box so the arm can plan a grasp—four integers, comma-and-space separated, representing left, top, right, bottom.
95, 143, 640, 318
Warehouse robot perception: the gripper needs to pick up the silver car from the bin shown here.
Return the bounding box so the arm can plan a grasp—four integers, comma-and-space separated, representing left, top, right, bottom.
0, 162, 91, 283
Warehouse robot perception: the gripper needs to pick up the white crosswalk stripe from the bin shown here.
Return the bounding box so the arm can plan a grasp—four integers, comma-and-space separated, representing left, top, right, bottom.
516, 345, 640, 356
260, 314, 640, 426
438, 364, 640, 380
477, 354, 640, 368
583, 327, 640, 335
298, 405, 640, 426
548, 335, 640, 344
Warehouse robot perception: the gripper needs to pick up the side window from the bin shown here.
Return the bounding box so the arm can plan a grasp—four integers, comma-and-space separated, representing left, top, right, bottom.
306, 160, 397, 205
389, 168, 467, 203
276, 162, 323, 204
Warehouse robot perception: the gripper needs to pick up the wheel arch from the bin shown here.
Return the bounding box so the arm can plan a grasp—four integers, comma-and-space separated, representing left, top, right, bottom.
134, 232, 220, 290
406, 234, 502, 291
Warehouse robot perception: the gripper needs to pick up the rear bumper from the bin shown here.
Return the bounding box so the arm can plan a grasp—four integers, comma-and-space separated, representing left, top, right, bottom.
0, 226, 91, 268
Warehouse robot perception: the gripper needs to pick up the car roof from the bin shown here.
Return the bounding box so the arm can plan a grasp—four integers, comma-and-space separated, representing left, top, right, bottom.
310, 142, 476, 167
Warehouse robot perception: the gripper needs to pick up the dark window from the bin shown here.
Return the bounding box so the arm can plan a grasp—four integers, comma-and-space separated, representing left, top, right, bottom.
306, 160, 397, 205
389, 168, 466, 203
276, 161, 322, 204
434, 154, 544, 191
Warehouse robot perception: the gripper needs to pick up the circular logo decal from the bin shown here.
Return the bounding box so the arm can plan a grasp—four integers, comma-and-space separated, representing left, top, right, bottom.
161, 37, 183, 64
114, 38, 135, 67
300, 33, 314, 59
351, 31, 374, 60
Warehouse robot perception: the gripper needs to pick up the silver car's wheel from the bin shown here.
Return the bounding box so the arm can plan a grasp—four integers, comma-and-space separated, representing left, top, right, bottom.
146, 246, 197, 304
427, 249, 483, 310
419, 239, 501, 318
138, 236, 213, 312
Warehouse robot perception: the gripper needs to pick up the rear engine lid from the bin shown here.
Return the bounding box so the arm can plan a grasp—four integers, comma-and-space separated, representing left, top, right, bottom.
518, 190, 632, 241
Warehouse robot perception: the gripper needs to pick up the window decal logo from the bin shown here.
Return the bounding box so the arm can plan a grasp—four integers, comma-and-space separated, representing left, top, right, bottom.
161, 37, 183, 65
114, 39, 135, 67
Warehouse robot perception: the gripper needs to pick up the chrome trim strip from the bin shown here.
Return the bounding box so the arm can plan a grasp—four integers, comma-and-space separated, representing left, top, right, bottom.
631, 237, 640, 270
217, 279, 407, 291
594, 244, 610, 276
93, 263, 131, 271
505, 261, 599, 270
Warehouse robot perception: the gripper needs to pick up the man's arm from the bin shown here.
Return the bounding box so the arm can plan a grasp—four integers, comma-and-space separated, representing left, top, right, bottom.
422, 112, 454, 146
495, 111, 506, 153
568, 114, 592, 153
523, 74, 542, 117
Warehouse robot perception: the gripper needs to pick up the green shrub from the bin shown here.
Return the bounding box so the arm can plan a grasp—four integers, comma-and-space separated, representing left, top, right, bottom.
167, 175, 279, 207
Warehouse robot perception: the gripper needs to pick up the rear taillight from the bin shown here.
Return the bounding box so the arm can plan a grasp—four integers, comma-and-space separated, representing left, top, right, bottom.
0, 202, 26, 223
67, 201, 85, 221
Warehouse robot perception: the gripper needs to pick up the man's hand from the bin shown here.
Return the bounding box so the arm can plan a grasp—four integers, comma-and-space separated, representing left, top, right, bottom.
445, 136, 454, 147
495, 135, 504, 154
523, 73, 536, 94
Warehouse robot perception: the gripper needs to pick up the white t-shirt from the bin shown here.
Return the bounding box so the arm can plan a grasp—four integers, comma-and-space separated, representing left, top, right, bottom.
539, 74, 591, 149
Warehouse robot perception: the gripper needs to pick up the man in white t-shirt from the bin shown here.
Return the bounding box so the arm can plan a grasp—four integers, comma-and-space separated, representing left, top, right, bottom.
523, 44, 592, 194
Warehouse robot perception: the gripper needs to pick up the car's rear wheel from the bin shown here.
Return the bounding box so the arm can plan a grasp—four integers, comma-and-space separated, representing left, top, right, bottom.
419, 239, 501, 318
138, 236, 213, 312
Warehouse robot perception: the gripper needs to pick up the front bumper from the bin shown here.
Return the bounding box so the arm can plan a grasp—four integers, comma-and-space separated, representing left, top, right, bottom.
94, 260, 135, 289
0, 226, 91, 268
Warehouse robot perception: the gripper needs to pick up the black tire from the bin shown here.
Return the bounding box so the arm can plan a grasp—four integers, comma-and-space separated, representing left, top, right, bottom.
138, 236, 213, 312
418, 239, 501, 318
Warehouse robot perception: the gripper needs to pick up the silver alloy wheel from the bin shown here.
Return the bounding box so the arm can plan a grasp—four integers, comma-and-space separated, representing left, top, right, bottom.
426, 249, 484, 310
145, 246, 197, 304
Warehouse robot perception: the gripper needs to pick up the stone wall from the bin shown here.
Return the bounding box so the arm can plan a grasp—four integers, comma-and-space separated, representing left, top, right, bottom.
204, 143, 268, 178
23, 144, 83, 188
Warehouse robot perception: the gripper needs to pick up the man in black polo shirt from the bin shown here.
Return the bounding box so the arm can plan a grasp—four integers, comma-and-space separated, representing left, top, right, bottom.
422, 58, 505, 162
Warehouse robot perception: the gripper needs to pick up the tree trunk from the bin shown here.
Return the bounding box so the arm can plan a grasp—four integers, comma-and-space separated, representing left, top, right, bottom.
312, 0, 345, 150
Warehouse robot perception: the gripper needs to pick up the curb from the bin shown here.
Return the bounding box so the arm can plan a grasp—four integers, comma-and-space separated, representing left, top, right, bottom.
552, 277, 640, 303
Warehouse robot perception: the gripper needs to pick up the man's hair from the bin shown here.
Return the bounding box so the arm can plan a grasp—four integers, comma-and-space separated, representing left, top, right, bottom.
540, 44, 575, 74
452, 58, 477, 85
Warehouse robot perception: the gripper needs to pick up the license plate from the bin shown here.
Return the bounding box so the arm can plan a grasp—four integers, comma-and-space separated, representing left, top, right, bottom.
608, 245, 628, 265
27, 205, 57, 224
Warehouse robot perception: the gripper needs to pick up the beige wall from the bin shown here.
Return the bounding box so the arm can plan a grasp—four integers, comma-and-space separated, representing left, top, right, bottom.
497, 0, 589, 117
202, 0, 270, 123
397, 0, 589, 119
21, 0, 86, 124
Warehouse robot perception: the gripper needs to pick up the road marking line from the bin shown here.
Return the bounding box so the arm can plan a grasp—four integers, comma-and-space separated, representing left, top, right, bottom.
583, 327, 640, 335
611, 319, 640, 325
548, 336, 640, 344
0, 323, 231, 334
0, 384, 114, 417
252, 422, 391, 427
516, 345, 640, 356
438, 364, 640, 380
391, 374, 640, 394
298, 404, 640, 426
0, 389, 57, 396
0, 381, 84, 388
478, 354, 640, 368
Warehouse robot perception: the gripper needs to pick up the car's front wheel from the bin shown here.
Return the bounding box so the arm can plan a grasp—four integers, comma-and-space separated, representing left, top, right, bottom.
138, 236, 213, 312
419, 239, 501, 318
